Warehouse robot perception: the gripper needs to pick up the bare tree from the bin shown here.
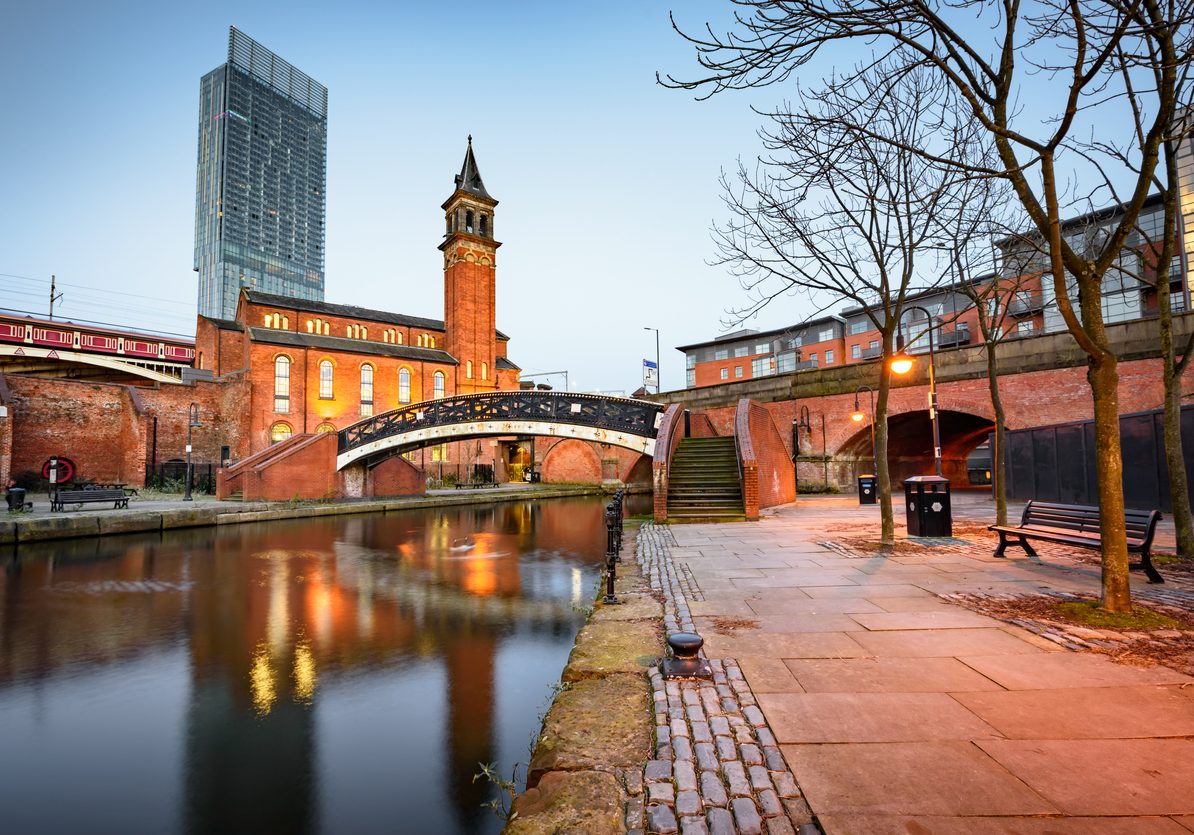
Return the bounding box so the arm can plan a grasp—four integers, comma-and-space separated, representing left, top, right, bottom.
713, 67, 984, 546
664, 0, 1191, 611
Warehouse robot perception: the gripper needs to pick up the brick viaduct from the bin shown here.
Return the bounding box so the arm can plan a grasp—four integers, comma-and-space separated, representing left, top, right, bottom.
658, 314, 1194, 489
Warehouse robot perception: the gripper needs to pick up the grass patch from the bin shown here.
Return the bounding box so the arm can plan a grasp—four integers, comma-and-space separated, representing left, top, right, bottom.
1052, 601, 1185, 630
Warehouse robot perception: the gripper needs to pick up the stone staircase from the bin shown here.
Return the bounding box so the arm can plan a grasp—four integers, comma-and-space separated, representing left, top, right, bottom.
666, 436, 745, 522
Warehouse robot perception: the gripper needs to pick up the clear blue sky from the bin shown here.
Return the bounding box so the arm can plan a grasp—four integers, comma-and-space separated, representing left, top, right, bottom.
0, 0, 793, 393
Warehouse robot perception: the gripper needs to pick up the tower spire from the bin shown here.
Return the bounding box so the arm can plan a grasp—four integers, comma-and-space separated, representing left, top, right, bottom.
454, 136, 492, 200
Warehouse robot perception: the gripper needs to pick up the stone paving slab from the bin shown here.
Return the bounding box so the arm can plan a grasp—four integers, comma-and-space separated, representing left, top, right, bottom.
815, 813, 1192, 834
954, 685, 1194, 739
846, 627, 1053, 657
975, 738, 1194, 816
956, 650, 1194, 689
783, 741, 1058, 816
782, 656, 1004, 693
759, 692, 1002, 743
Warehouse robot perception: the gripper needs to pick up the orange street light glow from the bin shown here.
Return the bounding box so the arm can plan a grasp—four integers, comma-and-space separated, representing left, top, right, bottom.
851, 411, 865, 423
890, 355, 914, 375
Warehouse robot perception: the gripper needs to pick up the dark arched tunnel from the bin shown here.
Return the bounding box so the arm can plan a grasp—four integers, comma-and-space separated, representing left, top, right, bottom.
837, 409, 996, 487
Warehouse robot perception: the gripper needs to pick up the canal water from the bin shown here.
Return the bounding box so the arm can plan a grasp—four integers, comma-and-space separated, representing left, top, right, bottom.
0, 495, 647, 834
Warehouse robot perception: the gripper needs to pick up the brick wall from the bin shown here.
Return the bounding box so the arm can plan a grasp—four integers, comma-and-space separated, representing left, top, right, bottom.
2, 374, 250, 488
741, 399, 797, 511
365, 454, 425, 498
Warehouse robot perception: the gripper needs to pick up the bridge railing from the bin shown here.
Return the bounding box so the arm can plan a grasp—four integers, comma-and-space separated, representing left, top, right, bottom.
339, 390, 665, 454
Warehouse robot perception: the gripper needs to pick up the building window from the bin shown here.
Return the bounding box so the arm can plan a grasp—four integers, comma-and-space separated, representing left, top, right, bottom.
466, 211, 474, 234
686, 353, 696, 369
734, 345, 749, 358
431, 443, 448, 462
825, 350, 835, 365
755, 342, 770, 355
428, 335, 436, 348
270, 422, 292, 444
316, 422, 336, 434
398, 367, 412, 403
714, 348, 729, 361
809, 352, 818, 367
433, 371, 446, 398
319, 359, 334, 399
735, 366, 743, 378
720, 368, 729, 380
1018, 320, 1035, 334
479, 214, 488, 236
752, 356, 774, 377
849, 320, 868, 335
274, 356, 290, 413
776, 351, 796, 373
396, 331, 404, 345
197, 351, 204, 370
466, 360, 473, 379
818, 327, 834, 342
360, 364, 374, 417
481, 362, 488, 380
869, 340, 879, 351
686, 369, 696, 387
852, 344, 861, 359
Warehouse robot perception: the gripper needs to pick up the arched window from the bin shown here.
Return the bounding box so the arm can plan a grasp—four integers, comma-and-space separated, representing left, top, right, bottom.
433, 371, 446, 399
319, 359, 334, 399
360, 364, 374, 417
316, 422, 336, 434
270, 422, 292, 444
446, 215, 452, 235
197, 351, 204, 370
274, 356, 290, 413
282, 315, 289, 329
264, 313, 272, 327
396, 331, 404, 345
416, 334, 423, 347
306, 320, 314, 333
479, 214, 488, 237
361, 326, 368, 340
398, 367, 411, 403
428, 335, 436, 348
466, 210, 474, 233
466, 360, 473, 379
481, 361, 488, 381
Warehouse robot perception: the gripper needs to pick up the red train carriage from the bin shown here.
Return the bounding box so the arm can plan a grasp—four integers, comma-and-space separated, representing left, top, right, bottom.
0, 313, 196, 365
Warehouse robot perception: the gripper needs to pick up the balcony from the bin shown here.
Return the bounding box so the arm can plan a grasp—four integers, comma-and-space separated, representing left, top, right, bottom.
936, 328, 972, 349
860, 346, 883, 360
1007, 293, 1045, 317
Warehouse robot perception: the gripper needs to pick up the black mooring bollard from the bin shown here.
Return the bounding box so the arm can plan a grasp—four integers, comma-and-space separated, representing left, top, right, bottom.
603, 505, 619, 604
663, 631, 712, 679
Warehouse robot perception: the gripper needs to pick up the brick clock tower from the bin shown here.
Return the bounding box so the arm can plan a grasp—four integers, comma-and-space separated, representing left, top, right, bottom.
440, 137, 500, 394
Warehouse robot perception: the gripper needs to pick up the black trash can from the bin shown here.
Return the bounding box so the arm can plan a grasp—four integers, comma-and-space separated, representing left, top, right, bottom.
857, 474, 877, 505
903, 475, 952, 537
5, 487, 27, 512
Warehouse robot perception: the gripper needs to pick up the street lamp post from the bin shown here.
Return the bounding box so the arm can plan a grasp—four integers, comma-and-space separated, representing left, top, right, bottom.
851, 385, 876, 472
184, 403, 200, 502
889, 306, 943, 477
643, 327, 661, 394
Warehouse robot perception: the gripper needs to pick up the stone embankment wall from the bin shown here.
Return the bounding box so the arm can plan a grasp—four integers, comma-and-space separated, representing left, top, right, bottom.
507, 527, 664, 833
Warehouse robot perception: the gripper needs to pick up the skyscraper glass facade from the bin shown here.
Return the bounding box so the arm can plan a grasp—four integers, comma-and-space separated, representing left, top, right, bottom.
194, 28, 327, 320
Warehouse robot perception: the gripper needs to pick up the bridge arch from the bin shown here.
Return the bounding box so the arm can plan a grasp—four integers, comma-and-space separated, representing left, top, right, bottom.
834, 407, 995, 485
336, 391, 664, 470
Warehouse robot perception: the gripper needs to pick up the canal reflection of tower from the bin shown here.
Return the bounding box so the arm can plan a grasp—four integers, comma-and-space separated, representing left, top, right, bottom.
444, 629, 497, 832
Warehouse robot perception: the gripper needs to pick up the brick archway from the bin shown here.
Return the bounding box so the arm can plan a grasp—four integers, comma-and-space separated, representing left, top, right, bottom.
540, 439, 602, 484
836, 408, 995, 485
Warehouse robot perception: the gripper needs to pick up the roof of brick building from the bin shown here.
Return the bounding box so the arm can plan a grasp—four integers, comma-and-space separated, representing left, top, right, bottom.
248, 328, 460, 364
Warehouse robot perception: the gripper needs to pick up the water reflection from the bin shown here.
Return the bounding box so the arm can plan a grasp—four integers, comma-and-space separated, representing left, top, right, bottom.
0, 495, 647, 834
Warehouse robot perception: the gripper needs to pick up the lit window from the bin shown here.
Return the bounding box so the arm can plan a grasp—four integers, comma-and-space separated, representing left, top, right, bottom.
396, 331, 404, 345
306, 320, 314, 333
274, 356, 290, 413
398, 368, 411, 403
316, 422, 336, 434
466, 360, 473, 379
428, 336, 436, 348
434, 371, 446, 398
319, 359, 334, 399
360, 364, 374, 417
481, 362, 488, 380
270, 422, 292, 444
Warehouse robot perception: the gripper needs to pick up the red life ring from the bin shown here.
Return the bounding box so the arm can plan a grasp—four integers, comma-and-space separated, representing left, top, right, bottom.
42, 457, 76, 484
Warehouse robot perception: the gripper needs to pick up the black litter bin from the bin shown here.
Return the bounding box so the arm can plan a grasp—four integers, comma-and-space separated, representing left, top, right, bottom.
5, 487, 27, 512
903, 475, 952, 537
857, 474, 877, 505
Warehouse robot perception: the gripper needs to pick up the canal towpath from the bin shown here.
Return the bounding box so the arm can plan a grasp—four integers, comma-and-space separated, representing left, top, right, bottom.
642, 493, 1194, 833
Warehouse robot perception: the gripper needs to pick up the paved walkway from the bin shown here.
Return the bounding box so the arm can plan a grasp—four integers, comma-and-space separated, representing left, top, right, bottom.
669, 495, 1194, 834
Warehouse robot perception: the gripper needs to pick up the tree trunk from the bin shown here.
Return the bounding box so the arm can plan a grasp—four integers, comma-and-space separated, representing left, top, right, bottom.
1158, 286, 1194, 556
876, 334, 895, 548
985, 340, 1008, 526
1088, 354, 1132, 611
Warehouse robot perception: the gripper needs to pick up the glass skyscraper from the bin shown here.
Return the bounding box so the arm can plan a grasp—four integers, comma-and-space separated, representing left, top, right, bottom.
194, 28, 327, 320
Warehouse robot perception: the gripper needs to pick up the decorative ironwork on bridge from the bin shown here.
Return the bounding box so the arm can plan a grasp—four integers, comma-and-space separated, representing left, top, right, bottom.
337, 390, 665, 469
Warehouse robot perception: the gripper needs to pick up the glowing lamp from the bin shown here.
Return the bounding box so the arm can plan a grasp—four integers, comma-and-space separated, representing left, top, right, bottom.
851, 411, 865, 423
890, 354, 914, 375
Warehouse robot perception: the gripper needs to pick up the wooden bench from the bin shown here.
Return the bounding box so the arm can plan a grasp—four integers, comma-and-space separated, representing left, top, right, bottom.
50, 488, 130, 512
989, 500, 1164, 584
454, 481, 495, 490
